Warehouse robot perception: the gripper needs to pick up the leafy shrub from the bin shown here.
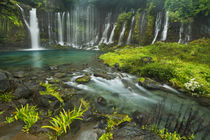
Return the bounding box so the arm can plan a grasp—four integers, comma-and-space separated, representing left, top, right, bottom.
99, 112, 132, 140
40, 82, 64, 104
0, 92, 13, 102
14, 104, 39, 133
42, 99, 89, 137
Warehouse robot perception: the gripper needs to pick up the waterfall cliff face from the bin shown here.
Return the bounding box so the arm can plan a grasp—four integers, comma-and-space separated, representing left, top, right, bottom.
10, 3, 210, 50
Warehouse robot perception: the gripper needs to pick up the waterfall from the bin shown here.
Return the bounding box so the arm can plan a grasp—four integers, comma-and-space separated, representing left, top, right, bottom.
66, 12, 71, 45
161, 11, 169, 41
99, 23, 111, 44
178, 23, 184, 44
126, 16, 135, 45
99, 14, 111, 45
108, 24, 117, 44
17, 5, 41, 49
29, 8, 40, 50
57, 12, 65, 46
152, 12, 162, 44
185, 23, 192, 43
118, 23, 126, 45
48, 13, 53, 44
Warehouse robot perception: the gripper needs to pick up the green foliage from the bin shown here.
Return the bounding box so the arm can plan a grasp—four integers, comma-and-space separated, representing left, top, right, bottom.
114, 12, 133, 44
14, 104, 39, 133
0, 92, 13, 102
99, 111, 132, 140
132, 8, 141, 44
143, 125, 195, 140
40, 82, 64, 104
100, 39, 210, 96
42, 99, 89, 137
165, 0, 210, 22
5, 116, 15, 124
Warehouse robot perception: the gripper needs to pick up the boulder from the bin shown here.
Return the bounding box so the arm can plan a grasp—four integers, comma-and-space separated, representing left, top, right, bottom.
138, 78, 162, 90
13, 86, 33, 99
94, 72, 112, 80
96, 96, 107, 106
114, 63, 120, 71
140, 57, 154, 64
0, 71, 10, 93
75, 75, 91, 84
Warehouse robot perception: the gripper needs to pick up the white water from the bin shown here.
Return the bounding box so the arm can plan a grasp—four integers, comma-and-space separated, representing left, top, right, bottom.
152, 12, 162, 44
67, 12, 71, 45
185, 23, 192, 43
99, 23, 111, 44
108, 24, 116, 44
126, 16, 135, 45
17, 5, 41, 50
178, 23, 184, 44
161, 11, 169, 41
57, 12, 65, 46
118, 23, 126, 45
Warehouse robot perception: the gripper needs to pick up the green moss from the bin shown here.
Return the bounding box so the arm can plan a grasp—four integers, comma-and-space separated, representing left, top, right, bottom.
132, 8, 141, 44
140, 15, 155, 45
100, 39, 210, 96
139, 77, 145, 83
114, 12, 133, 44
75, 75, 91, 84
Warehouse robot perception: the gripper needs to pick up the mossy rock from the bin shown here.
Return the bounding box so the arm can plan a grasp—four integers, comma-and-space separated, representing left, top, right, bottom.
75, 75, 91, 84
138, 78, 162, 90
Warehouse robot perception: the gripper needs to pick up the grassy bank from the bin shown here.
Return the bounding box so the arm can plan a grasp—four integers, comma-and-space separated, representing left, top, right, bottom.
100, 39, 210, 97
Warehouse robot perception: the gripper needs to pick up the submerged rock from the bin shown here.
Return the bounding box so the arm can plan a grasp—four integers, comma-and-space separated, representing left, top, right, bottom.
14, 71, 25, 78
96, 96, 107, 106
75, 75, 91, 84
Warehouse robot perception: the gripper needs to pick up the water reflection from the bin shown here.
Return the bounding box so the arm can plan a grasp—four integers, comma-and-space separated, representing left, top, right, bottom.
31, 51, 42, 68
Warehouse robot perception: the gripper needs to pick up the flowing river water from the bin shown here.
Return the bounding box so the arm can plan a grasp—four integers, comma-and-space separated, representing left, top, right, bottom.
0, 49, 209, 140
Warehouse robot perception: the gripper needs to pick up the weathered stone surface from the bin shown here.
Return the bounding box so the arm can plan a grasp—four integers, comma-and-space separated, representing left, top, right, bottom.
114, 63, 120, 71
0, 71, 10, 93
138, 78, 162, 90
96, 96, 107, 106
13, 86, 32, 99
75, 75, 91, 84
14, 71, 25, 78
94, 72, 112, 80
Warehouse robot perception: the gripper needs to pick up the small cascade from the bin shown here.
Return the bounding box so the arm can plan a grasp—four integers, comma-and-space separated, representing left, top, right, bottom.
17, 5, 41, 50
99, 14, 111, 44
29, 8, 40, 50
118, 23, 126, 45
126, 16, 135, 45
178, 23, 184, 44
185, 23, 192, 43
108, 24, 117, 44
161, 11, 169, 41
66, 12, 71, 45
57, 12, 65, 46
140, 11, 146, 34
48, 13, 53, 44
152, 12, 162, 44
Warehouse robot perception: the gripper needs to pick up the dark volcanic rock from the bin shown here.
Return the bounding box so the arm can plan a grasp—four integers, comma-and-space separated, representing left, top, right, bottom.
13, 86, 33, 99
96, 96, 107, 106
114, 63, 120, 71
0, 71, 10, 93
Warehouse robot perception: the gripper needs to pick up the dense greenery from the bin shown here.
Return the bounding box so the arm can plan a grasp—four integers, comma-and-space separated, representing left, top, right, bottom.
100, 39, 210, 96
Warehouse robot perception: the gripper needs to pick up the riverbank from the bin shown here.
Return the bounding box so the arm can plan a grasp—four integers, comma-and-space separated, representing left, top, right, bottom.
100, 38, 210, 98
